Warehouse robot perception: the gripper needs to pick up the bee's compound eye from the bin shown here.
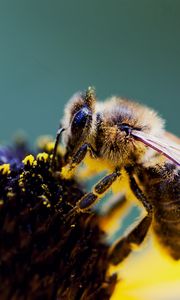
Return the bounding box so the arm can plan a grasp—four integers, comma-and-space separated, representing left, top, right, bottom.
71, 107, 90, 134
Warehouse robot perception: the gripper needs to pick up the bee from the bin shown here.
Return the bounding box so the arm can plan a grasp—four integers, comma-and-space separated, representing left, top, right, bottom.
53, 87, 180, 264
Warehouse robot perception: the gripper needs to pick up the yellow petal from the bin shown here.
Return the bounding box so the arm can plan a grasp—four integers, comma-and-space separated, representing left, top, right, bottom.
111, 239, 180, 300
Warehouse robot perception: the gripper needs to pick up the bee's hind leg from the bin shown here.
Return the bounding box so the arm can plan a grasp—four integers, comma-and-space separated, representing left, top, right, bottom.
109, 168, 153, 265
109, 214, 152, 265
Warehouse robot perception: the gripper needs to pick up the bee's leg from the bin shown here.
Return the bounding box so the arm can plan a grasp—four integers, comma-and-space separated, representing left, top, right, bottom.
126, 166, 153, 213
61, 143, 97, 181
109, 214, 152, 265
109, 168, 153, 265
51, 125, 65, 168
74, 169, 121, 212
67, 143, 97, 171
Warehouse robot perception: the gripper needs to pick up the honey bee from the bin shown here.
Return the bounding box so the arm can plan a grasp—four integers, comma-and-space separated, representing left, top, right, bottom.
53, 87, 180, 264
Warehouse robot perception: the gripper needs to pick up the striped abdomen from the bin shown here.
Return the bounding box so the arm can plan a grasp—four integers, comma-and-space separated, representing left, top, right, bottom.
138, 161, 180, 259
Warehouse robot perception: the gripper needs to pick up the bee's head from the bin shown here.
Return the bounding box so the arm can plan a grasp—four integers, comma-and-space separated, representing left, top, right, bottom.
61, 87, 96, 160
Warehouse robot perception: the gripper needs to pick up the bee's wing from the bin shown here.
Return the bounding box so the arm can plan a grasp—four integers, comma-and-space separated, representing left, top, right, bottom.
131, 130, 180, 166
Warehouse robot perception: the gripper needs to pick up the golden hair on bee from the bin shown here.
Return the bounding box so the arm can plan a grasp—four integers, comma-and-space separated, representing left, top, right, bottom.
53, 87, 180, 263
91, 96, 165, 165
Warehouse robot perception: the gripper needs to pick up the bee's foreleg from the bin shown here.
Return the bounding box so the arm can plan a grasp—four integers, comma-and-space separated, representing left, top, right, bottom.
51, 125, 65, 168
61, 143, 97, 178
109, 168, 153, 265
69, 143, 96, 170
74, 169, 121, 212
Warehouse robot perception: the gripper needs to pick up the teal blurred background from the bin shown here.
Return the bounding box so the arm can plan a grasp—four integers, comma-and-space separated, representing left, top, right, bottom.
0, 0, 179, 144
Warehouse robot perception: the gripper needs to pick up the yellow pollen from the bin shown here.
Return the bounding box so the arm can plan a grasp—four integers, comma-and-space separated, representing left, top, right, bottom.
61, 166, 74, 179
41, 195, 51, 207
0, 199, 4, 205
22, 155, 35, 166
36, 135, 53, 148
41, 184, 48, 191
46, 142, 55, 152
7, 192, 15, 198
36, 152, 49, 162
0, 164, 10, 175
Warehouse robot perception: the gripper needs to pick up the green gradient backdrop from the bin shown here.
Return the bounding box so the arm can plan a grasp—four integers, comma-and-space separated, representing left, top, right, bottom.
0, 0, 179, 143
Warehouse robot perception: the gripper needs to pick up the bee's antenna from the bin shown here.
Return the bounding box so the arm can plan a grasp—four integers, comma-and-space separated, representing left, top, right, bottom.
51, 125, 65, 168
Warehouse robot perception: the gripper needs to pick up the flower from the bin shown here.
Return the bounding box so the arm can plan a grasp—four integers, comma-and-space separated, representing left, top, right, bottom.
0, 137, 116, 300
111, 241, 180, 300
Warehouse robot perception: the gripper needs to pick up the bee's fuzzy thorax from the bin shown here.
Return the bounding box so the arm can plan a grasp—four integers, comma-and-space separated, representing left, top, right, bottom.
96, 97, 165, 135
88, 97, 165, 165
